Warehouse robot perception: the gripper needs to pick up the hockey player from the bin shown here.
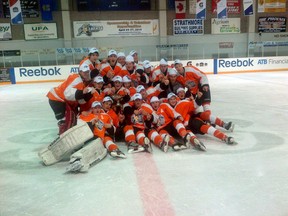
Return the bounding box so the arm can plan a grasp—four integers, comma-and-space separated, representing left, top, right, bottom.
129, 50, 142, 65
79, 47, 101, 71
47, 63, 96, 134
117, 52, 126, 67
174, 59, 211, 112
167, 68, 183, 95
80, 75, 106, 112
142, 60, 153, 87
122, 93, 153, 153
167, 93, 236, 146
100, 49, 122, 82
122, 75, 136, 97
149, 95, 200, 151
151, 58, 173, 85
109, 75, 131, 113
102, 96, 126, 139
79, 101, 126, 158
65, 101, 126, 172
176, 88, 234, 132
136, 82, 168, 104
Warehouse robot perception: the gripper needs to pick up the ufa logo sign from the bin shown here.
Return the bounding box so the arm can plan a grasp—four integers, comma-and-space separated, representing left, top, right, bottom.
31, 26, 49, 32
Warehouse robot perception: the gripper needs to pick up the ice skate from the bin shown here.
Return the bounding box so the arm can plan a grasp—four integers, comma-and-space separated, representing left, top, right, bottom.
223, 121, 235, 132
190, 137, 206, 151
224, 136, 237, 145
184, 133, 192, 149
143, 137, 153, 153
160, 135, 170, 152
172, 142, 187, 151
110, 149, 127, 159
66, 159, 83, 173
127, 141, 145, 153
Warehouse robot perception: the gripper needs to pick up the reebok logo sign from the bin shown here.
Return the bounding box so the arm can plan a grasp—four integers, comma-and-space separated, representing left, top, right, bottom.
219, 59, 254, 68
20, 67, 61, 77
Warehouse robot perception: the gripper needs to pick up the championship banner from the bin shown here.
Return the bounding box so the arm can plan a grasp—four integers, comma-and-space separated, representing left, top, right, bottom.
40, 0, 53, 21
196, 0, 206, 19
3, 0, 39, 18
258, 0, 286, 13
217, 0, 227, 19
73, 20, 159, 38
175, 0, 186, 19
9, 0, 23, 24
189, 0, 196, 14
0, 23, 12, 40
211, 18, 240, 34
258, 17, 286, 33
24, 23, 58, 40
243, 0, 253, 16
173, 19, 204, 35
212, 0, 240, 14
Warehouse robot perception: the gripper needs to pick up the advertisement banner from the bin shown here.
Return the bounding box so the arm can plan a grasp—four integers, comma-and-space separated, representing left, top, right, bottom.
24, 23, 58, 40
211, 18, 240, 34
212, 0, 240, 13
13, 65, 79, 84
216, 56, 288, 73
258, 0, 286, 13
196, 0, 206, 19
74, 20, 159, 38
217, 0, 227, 18
173, 19, 204, 35
243, 0, 253, 16
0, 23, 12, 40
258, 17, 286, 33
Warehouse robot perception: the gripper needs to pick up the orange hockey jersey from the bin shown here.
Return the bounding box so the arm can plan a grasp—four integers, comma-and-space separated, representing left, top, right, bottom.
47, 74, 86, 105
155, 103, 181, 130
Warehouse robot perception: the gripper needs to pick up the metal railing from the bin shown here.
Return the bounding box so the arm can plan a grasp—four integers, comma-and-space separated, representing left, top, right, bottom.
1, 41, 288, 68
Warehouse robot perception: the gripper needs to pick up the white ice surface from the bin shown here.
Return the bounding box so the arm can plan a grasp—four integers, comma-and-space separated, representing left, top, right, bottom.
0, 72, 288, 216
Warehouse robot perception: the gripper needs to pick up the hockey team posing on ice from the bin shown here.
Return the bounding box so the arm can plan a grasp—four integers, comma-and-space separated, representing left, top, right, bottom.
39, 48, 236, 173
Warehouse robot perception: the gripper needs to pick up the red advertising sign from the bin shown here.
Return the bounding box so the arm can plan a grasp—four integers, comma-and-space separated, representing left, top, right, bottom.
212, 0, 241, 13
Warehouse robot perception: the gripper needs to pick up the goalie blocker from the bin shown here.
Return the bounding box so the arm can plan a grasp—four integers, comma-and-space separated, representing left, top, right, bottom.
38, 122, 94, 165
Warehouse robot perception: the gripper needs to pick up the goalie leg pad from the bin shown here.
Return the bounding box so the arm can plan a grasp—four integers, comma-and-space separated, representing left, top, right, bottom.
67, 138, 107, 173
39, 122, 94, 166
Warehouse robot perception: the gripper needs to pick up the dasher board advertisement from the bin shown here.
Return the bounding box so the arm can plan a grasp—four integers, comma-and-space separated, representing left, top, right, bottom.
74, 20, 159, 38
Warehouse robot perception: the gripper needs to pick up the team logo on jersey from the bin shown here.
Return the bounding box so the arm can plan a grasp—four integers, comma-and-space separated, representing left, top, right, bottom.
157, 115, 165, 127
96, 120, 104, 130
131, 114, 143, 124
185, 80, 196, 89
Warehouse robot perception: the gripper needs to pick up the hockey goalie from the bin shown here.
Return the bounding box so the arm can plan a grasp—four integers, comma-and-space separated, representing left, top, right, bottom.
38, 119, 107, 172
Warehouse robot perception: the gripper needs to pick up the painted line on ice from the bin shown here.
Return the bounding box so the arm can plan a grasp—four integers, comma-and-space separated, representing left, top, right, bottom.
133, 154, 175, 216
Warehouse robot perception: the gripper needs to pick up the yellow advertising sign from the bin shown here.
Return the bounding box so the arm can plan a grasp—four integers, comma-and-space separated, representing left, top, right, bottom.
258, 0, 286, 13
